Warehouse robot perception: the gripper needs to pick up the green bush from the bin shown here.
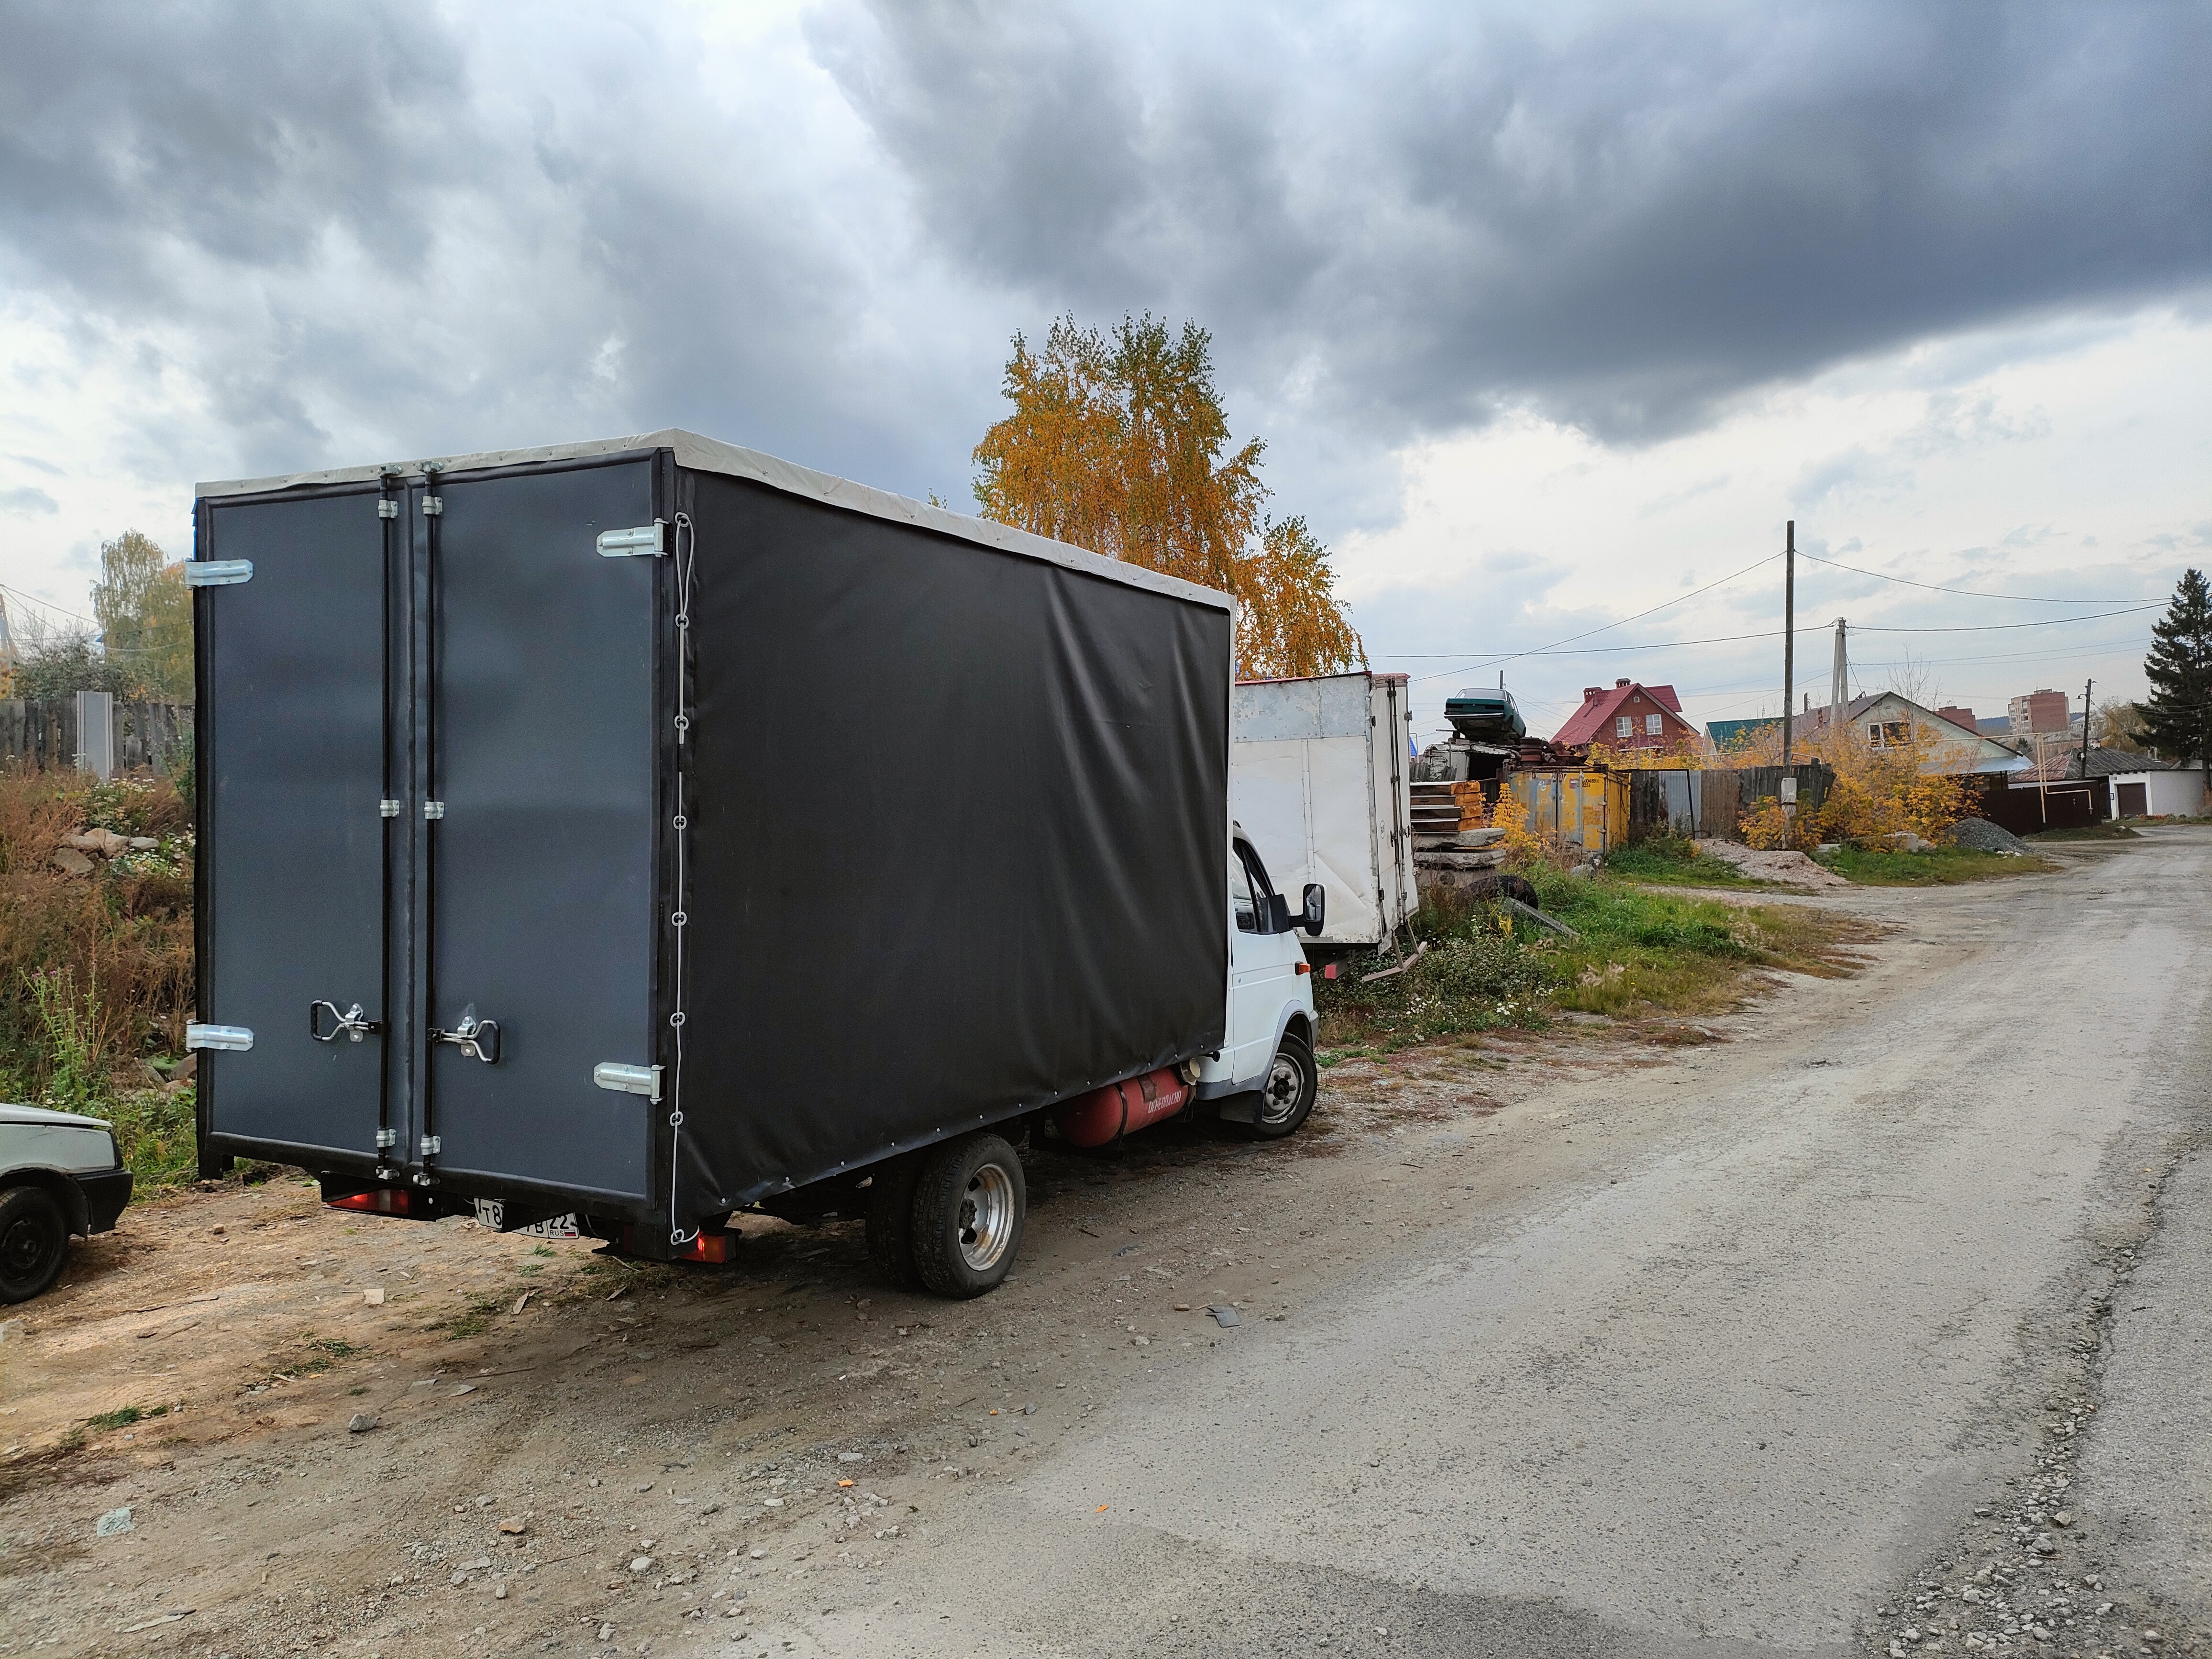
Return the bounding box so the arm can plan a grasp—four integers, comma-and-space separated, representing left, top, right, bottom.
106, 1086, 199, 1187
1316, 887, 1556, 1045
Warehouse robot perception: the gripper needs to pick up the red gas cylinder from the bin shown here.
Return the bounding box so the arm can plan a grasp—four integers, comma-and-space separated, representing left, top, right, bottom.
1053, 1066, 1192, 1148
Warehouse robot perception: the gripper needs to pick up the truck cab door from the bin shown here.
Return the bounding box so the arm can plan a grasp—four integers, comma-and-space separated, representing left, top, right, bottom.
1227, 840, 1301, 1086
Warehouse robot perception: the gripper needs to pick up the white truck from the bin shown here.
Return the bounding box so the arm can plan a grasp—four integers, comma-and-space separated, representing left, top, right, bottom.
0, 1104, 134, 1302
1231, 671, 1416, 954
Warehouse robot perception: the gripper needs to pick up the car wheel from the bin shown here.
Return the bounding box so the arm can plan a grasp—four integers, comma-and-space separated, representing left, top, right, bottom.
0, 1185, 70, 1304
863, 1157, 924, 1292
909, 1133, 1026, 1299
1247, 1029, 1318, 1140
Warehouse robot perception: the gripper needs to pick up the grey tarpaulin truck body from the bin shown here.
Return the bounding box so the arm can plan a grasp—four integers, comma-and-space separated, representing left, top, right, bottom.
190, 430, 1233, 1259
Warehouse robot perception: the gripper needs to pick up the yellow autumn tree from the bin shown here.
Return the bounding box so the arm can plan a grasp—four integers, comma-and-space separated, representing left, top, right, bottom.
972, 314, 1363, 679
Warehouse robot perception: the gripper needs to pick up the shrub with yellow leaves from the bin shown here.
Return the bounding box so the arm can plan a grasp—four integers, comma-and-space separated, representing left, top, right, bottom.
1732, 721, 1972, 849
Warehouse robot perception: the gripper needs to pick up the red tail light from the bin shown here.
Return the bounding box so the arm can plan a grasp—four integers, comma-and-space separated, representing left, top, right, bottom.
616, 1225, 734, 1263
326, 1187, 418, 1217
679, 1232, 734, 1264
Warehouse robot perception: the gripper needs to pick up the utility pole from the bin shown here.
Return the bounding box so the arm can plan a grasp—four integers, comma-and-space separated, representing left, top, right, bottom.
1829, 617, 1848, 743
2080, 677, 2094, 790
1781, 520, 1796, 766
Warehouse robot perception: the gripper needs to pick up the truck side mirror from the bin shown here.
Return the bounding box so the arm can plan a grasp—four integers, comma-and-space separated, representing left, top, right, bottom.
1301, 884, 1326, 937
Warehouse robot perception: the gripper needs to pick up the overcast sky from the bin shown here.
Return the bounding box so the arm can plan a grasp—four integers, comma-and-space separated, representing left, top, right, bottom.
3, 0, 2207, 739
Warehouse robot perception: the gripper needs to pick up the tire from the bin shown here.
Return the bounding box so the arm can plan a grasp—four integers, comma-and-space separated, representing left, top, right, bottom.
864, 1158, 924, 1293
909, 1133, 1026, 1299
0, 1185, 70, 1305
1248, 1029, 1318, 1140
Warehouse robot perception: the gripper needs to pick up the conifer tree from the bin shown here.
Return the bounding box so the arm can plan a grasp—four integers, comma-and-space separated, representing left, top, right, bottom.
2140, 567, 2212, 784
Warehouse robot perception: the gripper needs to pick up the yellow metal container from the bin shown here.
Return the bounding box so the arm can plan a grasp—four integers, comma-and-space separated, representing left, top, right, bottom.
1505, 769, 1628, 856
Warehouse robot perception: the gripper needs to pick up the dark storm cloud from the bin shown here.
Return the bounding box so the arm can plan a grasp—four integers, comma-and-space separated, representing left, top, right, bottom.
4, 2, 2207, 517
818, 1, 2212, 442
0, 2, 946, 490
0, 1, 463, 306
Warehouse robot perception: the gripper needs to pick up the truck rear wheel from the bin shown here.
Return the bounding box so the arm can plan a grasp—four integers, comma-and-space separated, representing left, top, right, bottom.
909, 1133, 1025, 1299
0, 1185, 70, 1304
1247, 1029, 1318, 1140
864, 1158, 924, 1292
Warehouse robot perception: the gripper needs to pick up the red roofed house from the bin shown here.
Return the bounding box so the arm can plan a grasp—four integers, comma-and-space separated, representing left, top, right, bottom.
1554, 678, 1697, 754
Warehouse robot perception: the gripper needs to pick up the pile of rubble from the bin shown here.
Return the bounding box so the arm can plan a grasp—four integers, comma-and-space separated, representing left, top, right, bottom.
1948, 817, 2030, 855
51, 826, 162, 876
1694, 840, 1853, 889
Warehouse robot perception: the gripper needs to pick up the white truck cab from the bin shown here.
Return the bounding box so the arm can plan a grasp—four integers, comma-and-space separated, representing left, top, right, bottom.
1194, 829, 1322, 1136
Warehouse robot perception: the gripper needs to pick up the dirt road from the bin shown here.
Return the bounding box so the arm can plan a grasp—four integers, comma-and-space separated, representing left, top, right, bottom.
3, 831, 2206, 1659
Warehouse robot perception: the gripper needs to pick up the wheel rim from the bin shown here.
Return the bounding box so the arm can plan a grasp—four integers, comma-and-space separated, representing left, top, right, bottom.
2, 1216, 54, 1280
1258, 1049, 1307, 1126
955, 1161, 1017, 1272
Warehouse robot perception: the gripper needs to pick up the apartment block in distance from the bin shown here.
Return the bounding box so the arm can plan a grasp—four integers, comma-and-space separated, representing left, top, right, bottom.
2008, 688, 2072, 739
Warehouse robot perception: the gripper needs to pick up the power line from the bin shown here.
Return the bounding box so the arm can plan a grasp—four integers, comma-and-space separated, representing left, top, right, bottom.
1395, 604, 2159, 680
1376, 550, 1785, 686
1852, 605, 2160, 633
0, 583, 101, 629
1795, 551, 2150, 605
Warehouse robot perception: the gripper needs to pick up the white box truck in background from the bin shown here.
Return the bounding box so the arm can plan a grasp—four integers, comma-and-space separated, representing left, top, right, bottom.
1231, 672, 1416, 954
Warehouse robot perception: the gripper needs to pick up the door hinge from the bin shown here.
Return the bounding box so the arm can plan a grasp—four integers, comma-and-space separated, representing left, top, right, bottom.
421, 496, 443, 516
186, 1023, 254, 1051
593, 1062, 664, 1102
380, 799, 403, 818
420, 1135, 442, 1156
375, 1127, 398, 1149
186, 560, 254, 588
596, 521, 666, 557
377, 499, 398, 520
424, 800, 445, 820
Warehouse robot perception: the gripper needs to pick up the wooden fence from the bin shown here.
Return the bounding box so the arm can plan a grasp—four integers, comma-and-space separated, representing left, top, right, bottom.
1626, 764, 1836, 841
0, 700, 192, 775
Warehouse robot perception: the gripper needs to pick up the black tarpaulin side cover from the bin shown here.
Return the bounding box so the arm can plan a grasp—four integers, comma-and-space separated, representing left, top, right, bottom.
676, 473, 1230, 1214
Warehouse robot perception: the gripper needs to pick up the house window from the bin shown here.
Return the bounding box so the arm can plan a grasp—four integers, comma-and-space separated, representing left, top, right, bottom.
1645, 713, 1663, 735
1868, 721, 1909, 748
1615, 715, 1633, 739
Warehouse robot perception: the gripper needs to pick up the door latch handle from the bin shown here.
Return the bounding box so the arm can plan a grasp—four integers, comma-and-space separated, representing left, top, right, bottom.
310, 1001, 383, 1043
431, 1004, 501, 1064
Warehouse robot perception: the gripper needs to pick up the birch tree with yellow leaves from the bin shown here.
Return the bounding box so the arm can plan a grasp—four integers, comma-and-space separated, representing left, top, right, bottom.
972, 314, 1363, 680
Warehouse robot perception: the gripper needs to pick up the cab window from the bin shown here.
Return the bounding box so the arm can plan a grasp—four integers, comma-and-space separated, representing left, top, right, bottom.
1230, 848, 1259, 932
1232, 841, 1277, 933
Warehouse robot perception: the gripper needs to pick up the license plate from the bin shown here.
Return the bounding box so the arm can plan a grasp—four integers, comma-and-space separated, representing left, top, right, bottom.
473, 1199, 581, 1239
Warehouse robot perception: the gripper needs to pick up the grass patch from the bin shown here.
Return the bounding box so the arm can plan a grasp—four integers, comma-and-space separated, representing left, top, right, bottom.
1529, 869, 1863, 1017
437, 1294, 505, 1339
1605, 835, 1784, 890
86, 1404, 168, 1430
274, 1335, 362, 1378
1315, 874, 1867, 1048
2025, 823, 2140, 842
1816, 845, 2055, 885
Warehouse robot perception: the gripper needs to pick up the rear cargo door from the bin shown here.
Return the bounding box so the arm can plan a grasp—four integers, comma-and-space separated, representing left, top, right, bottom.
199, 493, 392, 1160
417, 462, 658, 1204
